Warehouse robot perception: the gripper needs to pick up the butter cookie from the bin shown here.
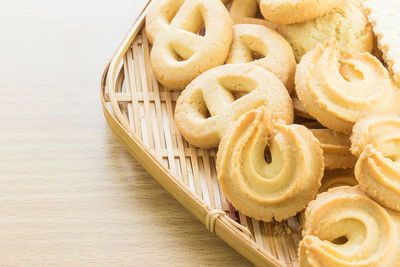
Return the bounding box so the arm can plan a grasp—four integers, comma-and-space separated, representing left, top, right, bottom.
226, 24, 296, 92
175, 64, 293, 148
300, 186, 400, 267
146, 0, 233, 90
351, 115, 400, 211
217, 107, 323, 222
295, 39, 396, 133
260, 0, 342, 25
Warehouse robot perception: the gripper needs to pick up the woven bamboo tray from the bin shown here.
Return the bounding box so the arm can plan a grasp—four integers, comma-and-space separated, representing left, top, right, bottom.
101, 2, 302, 266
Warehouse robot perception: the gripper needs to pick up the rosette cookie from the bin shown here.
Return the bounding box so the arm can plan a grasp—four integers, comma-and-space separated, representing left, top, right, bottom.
295, 39, 397, 133
299, 186, 400, 267
351, 115, 400, 211
293, 95, 313, 119
146, 0, 233, 90
216, 107, 324, 222
319, 169, 357, 193
175, 64, 293, 148
260, 0, 342, 25
226, 24, 296, 93
310, 129, 356, 170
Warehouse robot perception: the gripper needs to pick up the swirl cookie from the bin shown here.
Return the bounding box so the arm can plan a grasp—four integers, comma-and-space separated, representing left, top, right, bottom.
226, 24, 296, 93
295, 38, 397, 133
310, 129, 356, 170
299, 186, 400, 267
260, 0, 342, 25
174, 64, 293, 148
319, 169, 357, 193
293, 95, 313, 119
351, 115, 400, 211
275, 0, 373, 61
146, 0, 233, 90
364, 0, 400, 86
217, 107, 324, 222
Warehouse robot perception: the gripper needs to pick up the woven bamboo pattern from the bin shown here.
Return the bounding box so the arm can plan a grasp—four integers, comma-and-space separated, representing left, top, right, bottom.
101, 4, 303, 266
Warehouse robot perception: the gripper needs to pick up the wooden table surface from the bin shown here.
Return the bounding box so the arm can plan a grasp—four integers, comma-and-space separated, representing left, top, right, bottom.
0, 1, 252, 266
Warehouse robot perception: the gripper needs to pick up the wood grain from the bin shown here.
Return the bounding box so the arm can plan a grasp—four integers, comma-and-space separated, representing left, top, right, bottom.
0, 1, 252, 265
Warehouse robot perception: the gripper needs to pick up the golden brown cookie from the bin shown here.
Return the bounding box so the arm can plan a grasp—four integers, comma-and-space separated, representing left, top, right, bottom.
226, 24, 296, 93
147, 0, 233, 90
275, 0, 373, 61
299, 186, 400, 267
319, 169, 357, 193
295, 38, 397, 133
146, 0, 232, 43
217, 107, 324, 222
351, 115, 400, 211
310, 129, 357, 170
292, 95, 313, 119
260, 0, 342, 25
174, 64, 293, 148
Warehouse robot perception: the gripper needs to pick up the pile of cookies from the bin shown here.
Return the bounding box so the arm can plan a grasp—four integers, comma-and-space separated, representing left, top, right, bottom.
146, 0, 400, 265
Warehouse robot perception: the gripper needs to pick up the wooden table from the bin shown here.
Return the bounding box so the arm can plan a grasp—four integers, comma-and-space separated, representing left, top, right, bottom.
0, 1, 252, 265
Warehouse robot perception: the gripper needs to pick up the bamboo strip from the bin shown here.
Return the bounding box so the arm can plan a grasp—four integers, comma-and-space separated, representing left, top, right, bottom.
109, 91, 180, 102
189, 145, 203, 198
134, 37, 155, 151
124, 50, 142, 139
160, 102, 177, 175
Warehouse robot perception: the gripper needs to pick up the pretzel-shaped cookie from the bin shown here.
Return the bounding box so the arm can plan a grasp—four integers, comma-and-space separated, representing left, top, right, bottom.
174, 64, 293, 148
300, 186, 400, 267
146, 0, 233, 90
146, 0, 232, 43
295, 38, 397, 133
216, 107, 324, 222
226, 24, 296, 93
351, 115, 400, 211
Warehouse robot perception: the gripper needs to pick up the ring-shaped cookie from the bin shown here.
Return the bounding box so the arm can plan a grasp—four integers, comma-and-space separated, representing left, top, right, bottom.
174, 64, 293, 148
216, 107, 324, 222
295, 38, 397, 133
260, 0, 342, 25
226, 24, 296, 93
351, 115, 400, 211
146, 0, 233, 90
299, 186, 400, 267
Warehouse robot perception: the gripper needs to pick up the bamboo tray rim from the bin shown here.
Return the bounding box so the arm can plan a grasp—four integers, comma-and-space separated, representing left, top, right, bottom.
100, 1, 290, 266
